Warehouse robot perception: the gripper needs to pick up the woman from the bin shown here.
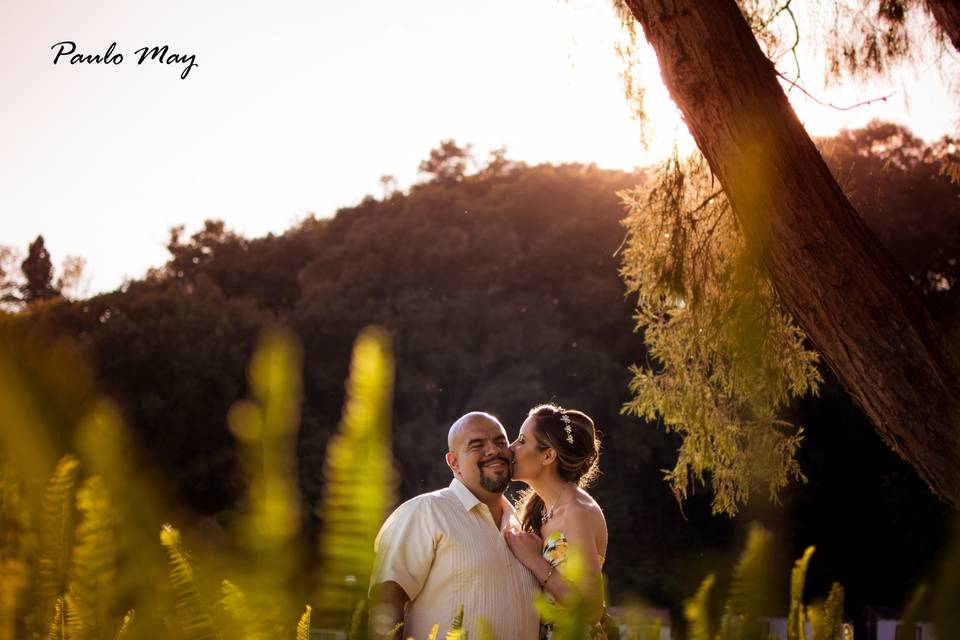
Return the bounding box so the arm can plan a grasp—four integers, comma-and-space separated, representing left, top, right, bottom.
504, 403, 609, 640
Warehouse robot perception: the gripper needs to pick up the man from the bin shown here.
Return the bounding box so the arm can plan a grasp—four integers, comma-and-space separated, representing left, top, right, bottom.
369, 412, 539, 639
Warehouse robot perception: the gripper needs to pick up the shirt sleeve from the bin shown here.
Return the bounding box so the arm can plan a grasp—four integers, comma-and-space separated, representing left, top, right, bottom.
369, 497, 437, 601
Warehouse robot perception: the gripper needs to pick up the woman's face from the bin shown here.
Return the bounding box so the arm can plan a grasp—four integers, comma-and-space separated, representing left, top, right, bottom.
510, 416, 548, 482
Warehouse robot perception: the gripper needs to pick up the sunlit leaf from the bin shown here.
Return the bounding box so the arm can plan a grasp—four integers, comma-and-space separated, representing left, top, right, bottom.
314, 327, 396, 627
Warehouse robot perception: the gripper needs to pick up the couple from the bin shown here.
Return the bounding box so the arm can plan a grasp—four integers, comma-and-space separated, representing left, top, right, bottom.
369, 403, 608, 640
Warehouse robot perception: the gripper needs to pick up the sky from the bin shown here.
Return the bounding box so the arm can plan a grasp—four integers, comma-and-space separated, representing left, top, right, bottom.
2, 0, 958, 295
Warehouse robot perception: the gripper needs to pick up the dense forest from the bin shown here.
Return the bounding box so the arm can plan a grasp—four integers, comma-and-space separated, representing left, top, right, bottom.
6, 121, 958, 617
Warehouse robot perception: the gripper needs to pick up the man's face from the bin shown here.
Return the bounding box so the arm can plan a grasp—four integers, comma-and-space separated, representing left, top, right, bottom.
446, 416, 512, 497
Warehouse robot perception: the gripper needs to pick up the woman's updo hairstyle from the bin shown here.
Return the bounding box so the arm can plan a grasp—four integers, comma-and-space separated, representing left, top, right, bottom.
517, 403, 602, 533
528, 404, 600, 487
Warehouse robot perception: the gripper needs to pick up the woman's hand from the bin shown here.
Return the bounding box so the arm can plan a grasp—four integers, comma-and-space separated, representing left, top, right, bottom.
503, 528, 544, 570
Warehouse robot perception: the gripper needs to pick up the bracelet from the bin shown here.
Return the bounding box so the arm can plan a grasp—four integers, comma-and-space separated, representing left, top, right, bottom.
540, 565, 556, 587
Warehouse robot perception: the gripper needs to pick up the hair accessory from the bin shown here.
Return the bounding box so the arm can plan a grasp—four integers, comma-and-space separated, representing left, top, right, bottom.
560, 412, 574, 443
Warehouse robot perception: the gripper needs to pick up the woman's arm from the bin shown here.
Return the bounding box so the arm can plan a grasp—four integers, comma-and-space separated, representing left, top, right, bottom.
503, 517, 605, 622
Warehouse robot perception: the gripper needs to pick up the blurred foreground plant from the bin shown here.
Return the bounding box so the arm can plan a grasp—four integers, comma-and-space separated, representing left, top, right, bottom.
0, 323, 395, 639
2, 320, 959, 640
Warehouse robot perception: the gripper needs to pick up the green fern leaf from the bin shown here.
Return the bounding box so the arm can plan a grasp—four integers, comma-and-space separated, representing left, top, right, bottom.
70, 476, 115, 640
219, 580, 267, 640
475, 619, 496, 640
445, 604, 465, 640
227, 328, 304, 626
296, 605, 311, 640
787, 547, 815, 640
896, 583, 928, 640
39, 455, 80, 608
159, 524, 219, 640
63, 592, 86, 640
810, 583, 844, 640
725, 524, 774, 640
346, 599, 369, 640
112, 610, 134, 640
931, 522, 960, 640
684, 574, 715, 640
46, 595, 66, 640
315, 327, 397, 627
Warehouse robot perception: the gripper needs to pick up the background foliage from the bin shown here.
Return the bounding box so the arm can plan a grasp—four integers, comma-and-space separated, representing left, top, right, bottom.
3, 125, 958, 621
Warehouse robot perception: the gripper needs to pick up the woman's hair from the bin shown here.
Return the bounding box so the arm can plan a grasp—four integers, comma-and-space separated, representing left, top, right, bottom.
516, 403, 601, 533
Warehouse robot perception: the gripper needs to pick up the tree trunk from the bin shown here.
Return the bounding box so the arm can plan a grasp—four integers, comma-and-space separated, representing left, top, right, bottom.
622, 0, 960, 506
926, 0, 960, 54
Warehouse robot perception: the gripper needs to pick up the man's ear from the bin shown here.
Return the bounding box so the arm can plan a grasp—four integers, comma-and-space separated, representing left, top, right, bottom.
445, 451, 459, 475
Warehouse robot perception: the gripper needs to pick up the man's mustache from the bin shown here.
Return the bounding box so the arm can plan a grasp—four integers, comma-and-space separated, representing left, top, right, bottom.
478, 454, 512, 468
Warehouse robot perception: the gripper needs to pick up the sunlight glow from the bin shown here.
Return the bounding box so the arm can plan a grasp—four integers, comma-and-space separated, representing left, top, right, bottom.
1, 0, 957, 295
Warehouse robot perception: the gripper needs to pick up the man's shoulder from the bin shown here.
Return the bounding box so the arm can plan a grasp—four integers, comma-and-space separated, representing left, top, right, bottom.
389, 486, 458, 518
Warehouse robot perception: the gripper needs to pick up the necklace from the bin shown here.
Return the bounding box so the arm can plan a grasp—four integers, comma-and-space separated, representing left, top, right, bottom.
540, 484, 570, 525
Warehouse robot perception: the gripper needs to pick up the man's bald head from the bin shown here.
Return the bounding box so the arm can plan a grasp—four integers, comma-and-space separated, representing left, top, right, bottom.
448, 412, 502, 451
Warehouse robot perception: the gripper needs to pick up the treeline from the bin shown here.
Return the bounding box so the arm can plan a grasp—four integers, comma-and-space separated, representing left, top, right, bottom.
10, 123, 958, 613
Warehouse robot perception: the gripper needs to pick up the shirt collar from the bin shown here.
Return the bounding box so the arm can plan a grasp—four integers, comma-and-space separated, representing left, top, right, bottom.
449, 478, 518, 531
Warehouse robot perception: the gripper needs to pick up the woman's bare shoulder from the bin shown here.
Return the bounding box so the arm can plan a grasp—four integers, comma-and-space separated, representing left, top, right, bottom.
565, 489, 607, 532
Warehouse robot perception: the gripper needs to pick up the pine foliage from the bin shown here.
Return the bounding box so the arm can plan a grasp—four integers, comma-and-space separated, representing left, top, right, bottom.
620, 150, 821, 515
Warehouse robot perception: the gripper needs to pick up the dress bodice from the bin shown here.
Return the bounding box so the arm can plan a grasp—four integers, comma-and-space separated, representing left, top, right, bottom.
539, 532, 607, 640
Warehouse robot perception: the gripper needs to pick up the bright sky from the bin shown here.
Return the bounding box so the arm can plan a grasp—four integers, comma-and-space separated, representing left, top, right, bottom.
2, 0, 958, 295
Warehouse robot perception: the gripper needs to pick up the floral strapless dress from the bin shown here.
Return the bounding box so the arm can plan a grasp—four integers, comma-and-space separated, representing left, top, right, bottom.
539, 531, 608, 640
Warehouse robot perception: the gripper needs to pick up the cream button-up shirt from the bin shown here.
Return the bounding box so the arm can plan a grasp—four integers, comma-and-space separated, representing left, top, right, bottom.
370, 479, 539, 640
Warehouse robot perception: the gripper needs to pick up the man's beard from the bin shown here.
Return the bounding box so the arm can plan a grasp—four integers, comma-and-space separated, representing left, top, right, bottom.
478, 457, 511, 493
480, 475, 510, 493
479, 473, 510, 493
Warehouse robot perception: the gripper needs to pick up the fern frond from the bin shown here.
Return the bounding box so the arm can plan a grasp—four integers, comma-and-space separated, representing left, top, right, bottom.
159, 524, 219, 640
684, 574, 715, 640
788, 546, 815, 640
895, 582, 930, 640
476, 619, 496, 640
113, 610, 134, 640
70, 475, 115, 639
426, 623, 439, 640
0, 559, 26, 640
39, 455, 80, 607
931, 521, 960, 640
315, 327, 396, 627
445, 604, 465, 640
63, 592, 86, 640
347, 598, 368, 640
810, 583, 844, 640
219, 580, 268, 640
227, 329, 306, 627
46, 595, 66, 640
296, 605, 311, 640
725, 524, 773, 639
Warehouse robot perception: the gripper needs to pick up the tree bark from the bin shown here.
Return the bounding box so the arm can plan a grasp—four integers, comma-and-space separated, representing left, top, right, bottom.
925, 0, 960, 54
622, 0, 960, 506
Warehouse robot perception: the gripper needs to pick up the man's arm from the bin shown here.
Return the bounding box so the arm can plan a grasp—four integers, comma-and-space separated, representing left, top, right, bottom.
369, 580, 410, 639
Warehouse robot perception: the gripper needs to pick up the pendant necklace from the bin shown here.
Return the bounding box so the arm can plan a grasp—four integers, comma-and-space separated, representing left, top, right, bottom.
541, 484, 570, 525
